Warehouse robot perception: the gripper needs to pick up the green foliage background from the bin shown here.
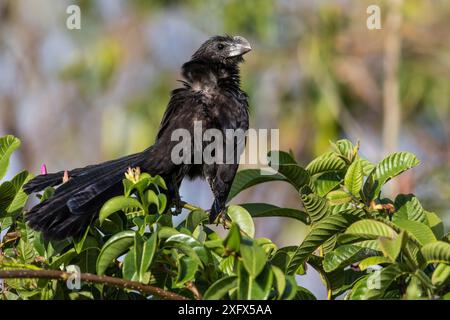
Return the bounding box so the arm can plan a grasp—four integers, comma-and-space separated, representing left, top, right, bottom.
0, 136, 449, 300
0, 0, 450, 300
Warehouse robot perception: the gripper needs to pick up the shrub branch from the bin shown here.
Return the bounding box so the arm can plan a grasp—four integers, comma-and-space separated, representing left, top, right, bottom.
0, 269, 189, 300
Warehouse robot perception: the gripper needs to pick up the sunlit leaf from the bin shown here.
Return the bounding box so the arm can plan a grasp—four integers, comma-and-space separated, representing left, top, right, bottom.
203, 276, 237, 300
344, 160, 363, 197
420, 241, 450, 264
363, 152, 420, 201
227, 169, 287, 202
96, 230, 135, 275
99, 196, 143, 224
393, 219, 436, 246
323, 244, 378, 272
239, 203, 309, 224
240, 237, 267, 277
227, 205, 255, 238
0, 135, 21, 181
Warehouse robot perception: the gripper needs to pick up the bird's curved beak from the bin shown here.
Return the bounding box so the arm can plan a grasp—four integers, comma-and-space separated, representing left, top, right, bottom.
228, 36, 252, 57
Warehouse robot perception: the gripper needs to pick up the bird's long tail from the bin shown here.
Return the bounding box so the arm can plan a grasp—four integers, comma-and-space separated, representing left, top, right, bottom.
23, 150, 150, 240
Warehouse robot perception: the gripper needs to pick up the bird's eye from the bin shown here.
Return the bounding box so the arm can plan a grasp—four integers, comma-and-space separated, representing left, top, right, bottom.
217, 43, 225, 50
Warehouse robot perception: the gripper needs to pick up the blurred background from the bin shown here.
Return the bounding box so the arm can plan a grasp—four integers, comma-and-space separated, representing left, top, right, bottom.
0, 0, 449, 298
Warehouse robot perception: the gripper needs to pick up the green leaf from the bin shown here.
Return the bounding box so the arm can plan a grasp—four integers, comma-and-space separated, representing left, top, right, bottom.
73, 230, 98, 254
420, 241, 450, 264
431, 263, 450, 287
239, 203, 309, 224
332, 139, 356, 161
203, 276, 237, 300
379, 230, 406, 261
32, 232, 46, 257
0, 135, 21, 181
393, 194, 427, 224
143, 189, 164, 214
256, 237, 277, 256
363, 152, 420, 201
287, 212, 361, 274
280, 275, 298, 300
158, 226, 179, 239
322, 234, 337, 254
139, 232, 158, 281
313, 172, 342, 197
323, 244, 378, 272
157, 193, 167, 214
349, 265, 403, 299
185, 209, 209, 232
358, 256, 392, 271
337, 233, 379, 246
78, 248, 99, 274
17, 238, 36, 263
306, 152, 346, 176
330, 202, 359, 215
308, 255, 365, 299
271, 246, 297, 273
133, 232, 147, 282
165, 233, 209, 266
96, 230, 135, 275
240, 238, 267, 277
0, 181, 15, 213
326, 190, 352, 206
271, 266, 286, 299
224, 222, 241, 252
344, 160, 363, 197
122, 249, 137, 281
150, 175, 167, 190
176, 256, 198, 287
346, 219, 398, 239
300, 188, 330, 223
237, 263, 273, 300
226, 205, 255, 238
49, 248, 77, 268
393, 219, 436, 246
218, 255, 235, 275
227, 169, 287, 202
268, 151, 310, 190
294, 286, 317, 300
425, 211, 444, 239
39, 187, 55, 202
6, 171, 32, 214
359, 158, 376, 176
99, 196, 143, 224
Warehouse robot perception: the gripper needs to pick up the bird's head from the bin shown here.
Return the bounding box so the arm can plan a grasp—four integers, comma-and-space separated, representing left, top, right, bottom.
192, 35, 252, 65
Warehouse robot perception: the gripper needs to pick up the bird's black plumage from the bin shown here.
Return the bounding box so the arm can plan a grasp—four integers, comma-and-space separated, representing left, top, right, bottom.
23, 35, 251, 239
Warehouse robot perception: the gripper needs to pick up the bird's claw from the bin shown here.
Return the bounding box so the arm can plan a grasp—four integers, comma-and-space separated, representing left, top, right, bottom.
208, 208, 229, 229
170, 197, 183, 216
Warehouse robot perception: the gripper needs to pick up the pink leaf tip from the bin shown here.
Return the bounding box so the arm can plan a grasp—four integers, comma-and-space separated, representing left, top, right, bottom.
40, 164, 47, 175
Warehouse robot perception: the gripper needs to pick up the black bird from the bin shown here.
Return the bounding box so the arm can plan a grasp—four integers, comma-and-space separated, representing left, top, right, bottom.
23, 35, 251, 239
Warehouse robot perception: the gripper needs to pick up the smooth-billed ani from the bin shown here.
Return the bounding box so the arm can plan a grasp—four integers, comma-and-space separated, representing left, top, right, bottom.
23, 35, 251, 239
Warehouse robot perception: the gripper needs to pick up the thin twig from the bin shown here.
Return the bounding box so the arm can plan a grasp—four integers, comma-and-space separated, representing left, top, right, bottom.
181, 201, 203, 212
0, 269, 189, 300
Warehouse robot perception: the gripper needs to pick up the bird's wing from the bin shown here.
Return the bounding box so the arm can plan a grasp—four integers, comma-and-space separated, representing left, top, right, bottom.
156, 87, 198, 140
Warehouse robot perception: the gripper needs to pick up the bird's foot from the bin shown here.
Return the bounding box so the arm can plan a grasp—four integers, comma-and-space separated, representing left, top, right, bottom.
208, 207, 230, 229
217, 211, 230, 229
170, 197, 183, 216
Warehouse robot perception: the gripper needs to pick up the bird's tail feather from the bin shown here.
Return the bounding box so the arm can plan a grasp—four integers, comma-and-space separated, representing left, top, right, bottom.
24, 151, 149, 240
